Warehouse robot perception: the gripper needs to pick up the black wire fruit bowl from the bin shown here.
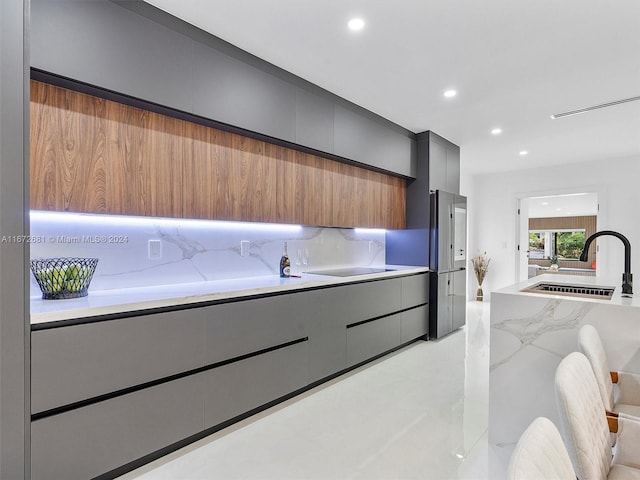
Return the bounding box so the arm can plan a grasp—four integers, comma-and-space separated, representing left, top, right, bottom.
30, 257, 99, 300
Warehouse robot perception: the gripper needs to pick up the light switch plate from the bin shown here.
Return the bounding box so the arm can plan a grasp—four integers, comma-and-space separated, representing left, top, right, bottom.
240, 240, 250, 257
148, 239, 162, 260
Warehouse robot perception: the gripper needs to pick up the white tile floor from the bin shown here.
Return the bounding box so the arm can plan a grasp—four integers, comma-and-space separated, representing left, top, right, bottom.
119, 302, 490, 480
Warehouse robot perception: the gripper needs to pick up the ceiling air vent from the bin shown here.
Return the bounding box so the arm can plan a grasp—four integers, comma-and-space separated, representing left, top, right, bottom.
551, 95, 640, 119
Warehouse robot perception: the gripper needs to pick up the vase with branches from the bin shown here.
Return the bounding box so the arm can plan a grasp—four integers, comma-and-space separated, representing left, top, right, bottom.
471, 251, 491, 301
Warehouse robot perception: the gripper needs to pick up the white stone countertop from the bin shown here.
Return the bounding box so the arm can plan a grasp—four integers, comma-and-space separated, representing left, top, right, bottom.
494, 273, 640, 308
30, 265, 429, 325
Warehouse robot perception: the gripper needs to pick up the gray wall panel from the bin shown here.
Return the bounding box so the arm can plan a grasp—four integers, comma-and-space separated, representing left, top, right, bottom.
0, 0, 29, 476
31, 0, 193, 113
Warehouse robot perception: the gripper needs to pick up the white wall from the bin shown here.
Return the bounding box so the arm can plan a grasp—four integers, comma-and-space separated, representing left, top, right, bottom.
466, 155, 640, 300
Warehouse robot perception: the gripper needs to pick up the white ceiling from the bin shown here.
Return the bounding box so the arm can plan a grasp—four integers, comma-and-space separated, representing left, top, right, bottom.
144, 0, 640, 176
528, 192, 598, 218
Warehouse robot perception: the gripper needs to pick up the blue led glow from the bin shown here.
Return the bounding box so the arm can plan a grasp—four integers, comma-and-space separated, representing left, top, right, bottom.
29, 211, 303, 232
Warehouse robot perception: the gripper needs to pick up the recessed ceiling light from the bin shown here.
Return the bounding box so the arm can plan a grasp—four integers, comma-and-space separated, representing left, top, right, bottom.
348, 18, 365, 31
444, 89, 457, 98
542, 202, 549, 206
491, 128, 502, 135
555, 208, 562, 211
519, 150, 528, 156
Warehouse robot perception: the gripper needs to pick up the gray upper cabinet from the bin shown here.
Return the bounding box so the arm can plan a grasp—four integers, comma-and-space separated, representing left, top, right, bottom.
30, 0, 193, 114
295, 88, 335, 153
427, 132, 460, 194
445, 145, 460, 194
30, 0, 416, 178
192, 42, 297, 143
334, 105, 415, 177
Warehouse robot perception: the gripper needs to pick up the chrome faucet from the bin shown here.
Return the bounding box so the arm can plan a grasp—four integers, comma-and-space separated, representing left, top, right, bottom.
580, 230, 632, 296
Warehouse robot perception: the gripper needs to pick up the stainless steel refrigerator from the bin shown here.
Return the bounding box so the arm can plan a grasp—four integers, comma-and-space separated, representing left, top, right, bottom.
428, 190, 467, 339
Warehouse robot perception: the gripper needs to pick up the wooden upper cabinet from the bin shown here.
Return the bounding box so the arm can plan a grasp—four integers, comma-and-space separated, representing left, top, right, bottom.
30, 81, 182, 218
30, 80, 406, 229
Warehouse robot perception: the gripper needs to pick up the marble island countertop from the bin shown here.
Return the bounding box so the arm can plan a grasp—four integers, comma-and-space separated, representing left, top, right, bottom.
494, 273, 640, 308
30, 265, 429, 326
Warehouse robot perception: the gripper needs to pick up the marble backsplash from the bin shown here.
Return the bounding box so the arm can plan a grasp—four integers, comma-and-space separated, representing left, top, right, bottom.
29, 211, 386, 296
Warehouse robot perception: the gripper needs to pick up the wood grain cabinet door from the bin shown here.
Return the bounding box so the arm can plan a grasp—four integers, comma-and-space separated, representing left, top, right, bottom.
30, 80, 406, 228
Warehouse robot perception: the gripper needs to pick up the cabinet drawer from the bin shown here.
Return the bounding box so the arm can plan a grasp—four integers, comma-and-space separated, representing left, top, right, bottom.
204, 341, 308, 428
401, 304, 429, 343
297, 288, 347, 383
203, 295, 305, 364
31, 310, 204, 414
346, 313, 402, 367
31, 375, 204, 480
401, 273, 429, 308
344, 278, 402, 325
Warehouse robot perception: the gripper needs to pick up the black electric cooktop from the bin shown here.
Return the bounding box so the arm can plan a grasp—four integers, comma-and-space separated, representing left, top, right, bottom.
308, 267, 395, 277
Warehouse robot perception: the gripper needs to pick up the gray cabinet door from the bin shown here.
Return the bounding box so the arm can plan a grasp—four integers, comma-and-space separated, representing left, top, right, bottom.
452, 269, 467, 330
435, 273, 454, 338
401, 273, 429, 309
401, 305, 429, 343
204, 341, 308, 429
297, 288, 347, 383
346, 313, 402, 367
446, 145, 460, 194
334, 105, 414, 177
428, 138, 448, 192
192, 42, 297, 143
31, 0, 193, 113
31, 374, 204, 480
295, 88, 335, 153
203, 295, 305, 364
343, 278, 402, 325
31, 310, 204, 414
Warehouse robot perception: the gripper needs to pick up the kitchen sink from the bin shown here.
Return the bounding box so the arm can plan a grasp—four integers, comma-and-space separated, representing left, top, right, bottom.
520, 282, 615, 300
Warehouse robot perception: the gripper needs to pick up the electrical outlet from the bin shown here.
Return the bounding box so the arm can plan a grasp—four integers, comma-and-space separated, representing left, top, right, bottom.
240, 240, 250, 257
148, 239, 162, 260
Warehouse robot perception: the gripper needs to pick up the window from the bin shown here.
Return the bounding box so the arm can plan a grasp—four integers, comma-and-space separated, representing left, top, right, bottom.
529, 229, 586, 260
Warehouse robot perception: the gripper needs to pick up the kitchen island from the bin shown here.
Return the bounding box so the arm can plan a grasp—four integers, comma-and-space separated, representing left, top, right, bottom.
30, 266, 430, 480
489, 274, 640, 477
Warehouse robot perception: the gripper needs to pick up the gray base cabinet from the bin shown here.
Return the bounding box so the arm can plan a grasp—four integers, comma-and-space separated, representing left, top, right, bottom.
31, 309, 204, 414
298, 288, 347, 383
204, 342, 308, 428
31, 272, 429, 479
400, 305, 429, 343
346, 313, 402, 367
31, 375, 204, 480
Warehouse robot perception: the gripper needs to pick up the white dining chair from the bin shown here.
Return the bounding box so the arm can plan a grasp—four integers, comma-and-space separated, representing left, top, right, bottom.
579, 324, 640, 418
507, 416, 575, 480
555, 351, 640, 479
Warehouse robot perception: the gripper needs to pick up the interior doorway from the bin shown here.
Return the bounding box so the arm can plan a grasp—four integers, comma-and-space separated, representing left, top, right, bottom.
516, 191, 599, 282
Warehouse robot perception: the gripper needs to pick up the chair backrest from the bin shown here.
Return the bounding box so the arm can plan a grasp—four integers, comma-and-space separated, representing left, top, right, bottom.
555, 351, 612, 480
578, 324, 615, 411
507, 417, 576, 480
